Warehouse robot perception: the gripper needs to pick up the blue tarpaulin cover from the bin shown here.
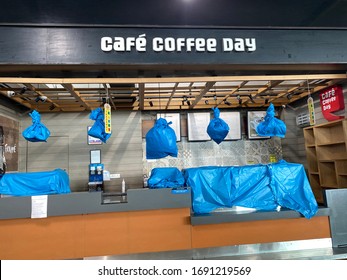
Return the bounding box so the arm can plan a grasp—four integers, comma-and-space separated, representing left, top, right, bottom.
148, 167, 185, 188
146, 118, 178, 159
0, 168, 70, 196
22, 110, 51, 142
183, 160, 318, 219
207, 107, 230, 144
88, 108, 112, 143
256, 103, 287, 138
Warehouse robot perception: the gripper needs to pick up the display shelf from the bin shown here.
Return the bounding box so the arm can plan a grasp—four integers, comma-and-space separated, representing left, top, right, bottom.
316, 143, 347, 161
304, 119, 347, 201
314, 119, 346, 146
319, 161, 337, 188
308, 173, 323, 203
337, 175, 347, 188
303, 128, 315, 146
306, 147, 318, 172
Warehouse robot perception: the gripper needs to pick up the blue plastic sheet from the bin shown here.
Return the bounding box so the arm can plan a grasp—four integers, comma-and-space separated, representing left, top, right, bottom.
88, 108, 111, 143
0, 168, 71, 196
184, 160, 318, 218
256, 103, 287, 138
148, 167, 185, 188
207, 107, 230, 144
22, 110, 51, 142
146, 118, 178, 159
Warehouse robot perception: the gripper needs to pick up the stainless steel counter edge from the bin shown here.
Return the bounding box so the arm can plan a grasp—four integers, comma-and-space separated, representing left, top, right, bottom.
0, 188, 191, 220
190, 207, 331, 225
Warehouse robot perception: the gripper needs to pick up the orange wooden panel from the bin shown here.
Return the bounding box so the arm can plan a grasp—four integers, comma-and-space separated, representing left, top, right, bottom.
191, 216, 331, 249
128, 208, 192, 254
0, 215, 84, 260
83, 212, 129, 257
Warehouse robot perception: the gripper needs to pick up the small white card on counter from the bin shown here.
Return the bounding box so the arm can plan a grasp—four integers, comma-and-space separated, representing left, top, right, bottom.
31, 195, 48, 219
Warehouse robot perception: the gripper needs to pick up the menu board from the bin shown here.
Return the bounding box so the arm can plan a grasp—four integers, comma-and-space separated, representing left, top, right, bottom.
219, 111, 242, 140
247, 111, 270, 139
187, 112, 211, 141
157, 113, 181, 141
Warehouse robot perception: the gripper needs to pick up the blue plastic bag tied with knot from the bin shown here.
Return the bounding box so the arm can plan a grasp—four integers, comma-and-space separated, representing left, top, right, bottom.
146, 118, 178, 159
22, 110, 51, 142
207, 107, 230, 144
88, 107, 112, 143
256, 103, 287, 138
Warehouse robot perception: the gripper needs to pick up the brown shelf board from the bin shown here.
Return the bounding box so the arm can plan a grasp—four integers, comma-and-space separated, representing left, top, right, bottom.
321, 185, 338, 189
316, 141, 346, 146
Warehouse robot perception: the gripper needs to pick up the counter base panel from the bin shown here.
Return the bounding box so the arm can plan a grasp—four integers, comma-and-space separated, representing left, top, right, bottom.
0, 210, 330, 260
191, 216, 330, 249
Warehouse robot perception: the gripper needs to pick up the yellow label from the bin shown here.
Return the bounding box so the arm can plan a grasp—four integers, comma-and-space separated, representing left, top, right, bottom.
270, 154, 277, 163
307, 97, 315, 126
104, 103, 111, 134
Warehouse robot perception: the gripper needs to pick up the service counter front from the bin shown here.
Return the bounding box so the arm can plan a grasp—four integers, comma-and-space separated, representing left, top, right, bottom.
0, 188, 343, 260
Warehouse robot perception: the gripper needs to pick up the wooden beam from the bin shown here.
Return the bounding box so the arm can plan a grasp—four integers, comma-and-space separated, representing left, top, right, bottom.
62, 83, 91, 111
189, 82, 215, 109
24, 83, 62, 111
165, 82, 179, 110
0, 74, 346, 85
138, 83, 145, 111
217, 81, 247, 106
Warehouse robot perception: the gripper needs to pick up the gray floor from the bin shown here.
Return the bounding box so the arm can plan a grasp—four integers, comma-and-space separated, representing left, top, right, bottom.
85, 238, 347, 260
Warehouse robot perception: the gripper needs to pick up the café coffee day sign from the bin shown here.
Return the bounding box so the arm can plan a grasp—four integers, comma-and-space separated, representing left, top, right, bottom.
319, 85, 345, 121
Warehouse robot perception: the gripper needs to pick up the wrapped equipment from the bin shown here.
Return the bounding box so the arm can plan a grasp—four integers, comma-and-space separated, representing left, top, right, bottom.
146, 118, 178, 159
184, 160, 318, 219
0, 168, 70, 196
88, 108, 111, 143
256, 103, 286, 138
22, 110, 51, 142
148, 167, 185, 188
207, 107, 230, 144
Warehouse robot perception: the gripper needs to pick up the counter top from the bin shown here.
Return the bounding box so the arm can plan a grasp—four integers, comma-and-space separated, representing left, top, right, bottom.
190, 207, 331, 225
0, 188, 191, 220
0, 188, 331, 225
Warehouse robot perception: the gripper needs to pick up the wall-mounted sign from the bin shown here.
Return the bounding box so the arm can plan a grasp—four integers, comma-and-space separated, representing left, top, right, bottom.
157, 113, 181, 142
319, 85, 345, 121
101, 35, 256, 53
219, 111, 242, 140
0, 115, 19, 171
187, 112, 211, 141
87, 126, 102, 145
307, 96, 316, 125
247, 111, 270, 140
104, 104, 112, 134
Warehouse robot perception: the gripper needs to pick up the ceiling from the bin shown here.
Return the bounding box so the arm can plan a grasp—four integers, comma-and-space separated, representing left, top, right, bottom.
2, 0, 347, 28
1, 1, 347, 112
0, 74, 345, 112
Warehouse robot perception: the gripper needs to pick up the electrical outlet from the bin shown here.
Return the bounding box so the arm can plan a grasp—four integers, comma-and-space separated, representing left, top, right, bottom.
110, 173, 120, 179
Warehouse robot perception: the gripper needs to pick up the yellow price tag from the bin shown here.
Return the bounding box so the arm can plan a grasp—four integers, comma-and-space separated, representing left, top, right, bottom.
307, 97, 315, 126
104, 103, 111, 134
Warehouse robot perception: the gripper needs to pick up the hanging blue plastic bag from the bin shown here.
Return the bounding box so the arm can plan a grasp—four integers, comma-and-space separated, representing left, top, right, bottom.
148, 167, 185, 188
22, 110, 50, 142
88, 108, 111, 143
146, 118, 178, 159
207, 107, 230, 144
256, 103, 286, 138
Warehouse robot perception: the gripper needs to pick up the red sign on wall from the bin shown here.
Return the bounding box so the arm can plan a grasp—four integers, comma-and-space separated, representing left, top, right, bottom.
319, 85, 345, 121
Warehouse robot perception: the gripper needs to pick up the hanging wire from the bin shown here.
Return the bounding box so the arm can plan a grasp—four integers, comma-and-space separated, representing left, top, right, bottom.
307, 79, 311, 97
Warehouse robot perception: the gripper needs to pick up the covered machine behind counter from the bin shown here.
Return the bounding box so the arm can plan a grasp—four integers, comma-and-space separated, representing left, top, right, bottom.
148, 160, 318, 219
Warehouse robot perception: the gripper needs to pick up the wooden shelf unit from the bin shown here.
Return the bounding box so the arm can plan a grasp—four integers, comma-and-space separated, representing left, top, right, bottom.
304, 119, 347, 203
